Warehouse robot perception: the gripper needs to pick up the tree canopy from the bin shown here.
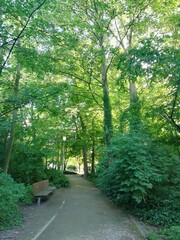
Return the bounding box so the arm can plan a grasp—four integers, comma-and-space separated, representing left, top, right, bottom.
0, 0, 179, 235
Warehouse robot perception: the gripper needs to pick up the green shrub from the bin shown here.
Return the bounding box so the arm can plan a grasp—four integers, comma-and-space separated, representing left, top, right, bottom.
147, 232, 162, 240
97, 131, 180, 229
0, 169, 25, 230
160, 226, 180, 240
97, 131, 162, 204
10, 142, 46, 184
20, 185, 34, 205
88, 173, 98, 184
45, 169, 70, 188
125, 199, 180, 228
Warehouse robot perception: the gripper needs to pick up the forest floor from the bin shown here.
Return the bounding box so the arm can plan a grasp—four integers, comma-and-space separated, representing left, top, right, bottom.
0, 175, 154, 240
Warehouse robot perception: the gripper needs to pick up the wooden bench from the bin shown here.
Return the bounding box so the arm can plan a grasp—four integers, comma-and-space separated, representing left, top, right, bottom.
32, 180, 56, 205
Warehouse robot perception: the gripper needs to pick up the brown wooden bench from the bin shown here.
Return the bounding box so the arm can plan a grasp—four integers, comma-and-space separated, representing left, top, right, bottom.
32, 180, 56, 205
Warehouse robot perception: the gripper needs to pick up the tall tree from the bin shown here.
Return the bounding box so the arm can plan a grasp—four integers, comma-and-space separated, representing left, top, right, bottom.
3, 61, 20, 173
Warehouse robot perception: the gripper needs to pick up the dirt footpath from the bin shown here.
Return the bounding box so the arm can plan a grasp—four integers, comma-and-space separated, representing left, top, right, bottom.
0, 175, 151, 240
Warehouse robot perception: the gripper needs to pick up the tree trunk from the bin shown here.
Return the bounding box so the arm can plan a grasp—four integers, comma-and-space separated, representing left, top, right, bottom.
91, 115, 96, 174
0, 114, 8, 168
100, 36, 113, 146
130, 81, 138, 103
129, 81, 141, 131
91, 136, 95, 174
82, 146, 89, 178
79, 115, 89, 177
3, 62, 20, 173
0, 8, 4, 75
123, 24, 141, 132
57, 141, 61, 170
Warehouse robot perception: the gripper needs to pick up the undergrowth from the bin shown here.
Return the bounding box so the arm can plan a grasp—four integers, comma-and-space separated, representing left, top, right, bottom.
96, 131, 180, 239
45, 169, 70, 188
0, 169, 25, 230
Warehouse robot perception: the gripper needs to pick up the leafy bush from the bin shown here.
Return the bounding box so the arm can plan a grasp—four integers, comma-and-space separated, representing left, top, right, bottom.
20, 185, 34, 205
125, 198, 180, 228
97, 131, 180, 232
45, 169, 70, 188
97, 131, 162, 203
147, 232, 162, 240
0, 169, 25, 230
10, 142, 46, 184
88, 173, 98, 184
160, 226, 180, 240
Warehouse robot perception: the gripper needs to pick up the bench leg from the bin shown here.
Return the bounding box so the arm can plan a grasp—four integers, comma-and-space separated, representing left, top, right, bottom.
37, 197, 41, 205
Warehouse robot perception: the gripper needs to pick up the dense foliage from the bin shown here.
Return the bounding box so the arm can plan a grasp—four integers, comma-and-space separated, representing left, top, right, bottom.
0, 170, 25, 230
97, 131, 180, 237
97, 131, 179, 205
0, 0, 179, 237
45, 169, 70, 188
10, 142, 46, 184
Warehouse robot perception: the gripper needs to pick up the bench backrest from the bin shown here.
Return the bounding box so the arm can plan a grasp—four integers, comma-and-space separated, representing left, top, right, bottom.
32, 180, 49, 194
43, 180, 49, 189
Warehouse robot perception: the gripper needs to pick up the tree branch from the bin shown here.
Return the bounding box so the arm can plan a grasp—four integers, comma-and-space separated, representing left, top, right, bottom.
0, 0, 48, 74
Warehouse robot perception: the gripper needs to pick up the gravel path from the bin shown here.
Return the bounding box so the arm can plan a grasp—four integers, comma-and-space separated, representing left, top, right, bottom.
0, 175, 149, 240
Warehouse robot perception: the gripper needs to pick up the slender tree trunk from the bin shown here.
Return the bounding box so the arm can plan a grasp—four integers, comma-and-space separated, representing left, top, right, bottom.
0, 49, 3, 73
100, 36, 113, 146
91, 136, 95, 174
122, 23, 141, 132
3, 62, 20, 173
57, 141, 61, 170
79, 115, 89, 177
0, 114, 8, 168
82, 146, 88, 178
91, 115, 96, 174
129, 81, 141, 131
130, 81, 138, 102
61, 139, 64, 172
0, 8, 4, 74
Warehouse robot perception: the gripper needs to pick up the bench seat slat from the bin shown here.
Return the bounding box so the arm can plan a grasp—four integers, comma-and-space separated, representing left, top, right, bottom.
34, 190, 52, 197
48, 186, 56, 192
